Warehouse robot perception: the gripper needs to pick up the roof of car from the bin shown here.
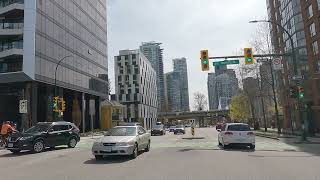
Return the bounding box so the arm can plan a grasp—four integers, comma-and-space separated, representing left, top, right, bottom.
38, 121, 72, 125
114, 126, 139, 128
225, 123, 249, 126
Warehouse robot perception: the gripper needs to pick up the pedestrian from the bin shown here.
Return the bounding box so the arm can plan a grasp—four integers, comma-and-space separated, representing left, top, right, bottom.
0, 121, 17, 146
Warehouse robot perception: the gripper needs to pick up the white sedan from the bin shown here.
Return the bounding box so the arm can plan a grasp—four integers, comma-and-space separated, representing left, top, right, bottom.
92, 126, 151, 160
217, 123, 255, 149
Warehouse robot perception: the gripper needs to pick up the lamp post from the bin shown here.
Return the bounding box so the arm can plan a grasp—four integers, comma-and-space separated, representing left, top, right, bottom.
53, 55, 73, 121
249, 20, 306, 140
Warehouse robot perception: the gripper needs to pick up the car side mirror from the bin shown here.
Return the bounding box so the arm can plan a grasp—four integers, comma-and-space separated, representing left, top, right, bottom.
138, 132, 144, 135
217, 129, 221, 132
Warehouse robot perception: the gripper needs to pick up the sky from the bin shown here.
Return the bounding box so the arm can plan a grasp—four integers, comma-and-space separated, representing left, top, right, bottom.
106, 0, 267, 110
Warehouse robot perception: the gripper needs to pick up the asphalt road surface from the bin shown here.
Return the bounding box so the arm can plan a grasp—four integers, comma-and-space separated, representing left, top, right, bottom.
0, 128, 319, 180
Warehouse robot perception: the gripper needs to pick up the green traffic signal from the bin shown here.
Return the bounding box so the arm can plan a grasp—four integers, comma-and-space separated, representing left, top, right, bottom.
299, 93, 304, 98
247, 57, 252, 63
203, 59, 207, 65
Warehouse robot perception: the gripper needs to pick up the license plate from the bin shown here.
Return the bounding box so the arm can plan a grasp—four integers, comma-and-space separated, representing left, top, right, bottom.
105, 147, 112, 152
8, 143, 13, 148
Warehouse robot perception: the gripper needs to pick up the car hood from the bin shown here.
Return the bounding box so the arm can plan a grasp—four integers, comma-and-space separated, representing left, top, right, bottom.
98, 136, 136, 143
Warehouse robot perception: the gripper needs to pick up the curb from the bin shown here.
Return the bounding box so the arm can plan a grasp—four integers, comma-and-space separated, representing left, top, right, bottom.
255, 133, 280, 140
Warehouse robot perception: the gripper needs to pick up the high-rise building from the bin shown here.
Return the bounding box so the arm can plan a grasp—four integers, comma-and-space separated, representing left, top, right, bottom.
207, 73, 218, 110
267, 0, 320, 132
114, 50, 157, 129
140, 42, 165, 112
0, 0, 108, 132
165, 71, 181, 112
173, 58, 190, 111
207, 69, 238, 110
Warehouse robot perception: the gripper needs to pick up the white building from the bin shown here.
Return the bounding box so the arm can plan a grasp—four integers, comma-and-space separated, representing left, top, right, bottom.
114, 50, 158, 129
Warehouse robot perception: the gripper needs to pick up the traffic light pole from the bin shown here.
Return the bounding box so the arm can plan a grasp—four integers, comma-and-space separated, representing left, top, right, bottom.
54, 55, 73, 121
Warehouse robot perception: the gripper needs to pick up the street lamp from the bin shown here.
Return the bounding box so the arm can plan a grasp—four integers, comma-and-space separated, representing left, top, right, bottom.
53, 55, 73, 121
249, 20, 306, 140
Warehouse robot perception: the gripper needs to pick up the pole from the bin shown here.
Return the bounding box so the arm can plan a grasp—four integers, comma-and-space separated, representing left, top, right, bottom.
53, 55, 73, 121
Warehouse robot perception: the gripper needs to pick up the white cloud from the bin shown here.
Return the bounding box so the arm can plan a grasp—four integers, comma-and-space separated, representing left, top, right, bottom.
107, 0, 267, 110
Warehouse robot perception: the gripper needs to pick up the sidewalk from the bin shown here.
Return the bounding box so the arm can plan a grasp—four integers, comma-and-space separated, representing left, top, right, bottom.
254, 130, 320, 144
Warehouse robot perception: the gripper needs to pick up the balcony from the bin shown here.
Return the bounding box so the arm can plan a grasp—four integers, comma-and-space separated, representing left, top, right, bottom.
0, 40, 23, 58
0, 20, 23, 37
0, 0, 24, 17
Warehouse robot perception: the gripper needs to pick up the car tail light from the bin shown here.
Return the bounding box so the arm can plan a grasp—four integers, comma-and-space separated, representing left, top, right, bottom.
224, 132, 233, 135
247, 132, 255, 136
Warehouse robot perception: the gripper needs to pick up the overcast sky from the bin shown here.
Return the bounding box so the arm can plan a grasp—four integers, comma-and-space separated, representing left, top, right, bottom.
107, 0, 267, 110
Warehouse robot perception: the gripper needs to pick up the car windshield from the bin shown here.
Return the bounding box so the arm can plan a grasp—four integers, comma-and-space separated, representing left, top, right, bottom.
176, 125, 184, 128
153, 125, 162, 129
25, 123, 51, 133
106, 127, 137, 136
170, 126, 176, 128
227, 124, 251, 131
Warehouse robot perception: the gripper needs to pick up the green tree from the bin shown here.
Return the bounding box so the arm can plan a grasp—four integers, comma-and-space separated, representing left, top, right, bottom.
230, 95, 251, 123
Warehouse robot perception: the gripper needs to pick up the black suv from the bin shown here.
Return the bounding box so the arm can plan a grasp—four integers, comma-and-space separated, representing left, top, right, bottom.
6, 121, 80, 153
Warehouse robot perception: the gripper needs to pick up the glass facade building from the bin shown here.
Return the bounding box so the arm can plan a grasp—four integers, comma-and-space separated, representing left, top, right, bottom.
0, 0, 108, 132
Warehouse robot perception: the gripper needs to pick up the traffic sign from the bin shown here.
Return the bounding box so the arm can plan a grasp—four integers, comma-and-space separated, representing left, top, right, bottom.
273, 58, 283, 70
19, 100, 27, 113
212, 60, 239, 66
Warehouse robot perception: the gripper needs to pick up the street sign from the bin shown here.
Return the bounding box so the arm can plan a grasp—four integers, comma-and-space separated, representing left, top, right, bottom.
19, 100, 27, 114
273, 58, 283, 70
292, 75, 304, 80
212, 60, 239, 66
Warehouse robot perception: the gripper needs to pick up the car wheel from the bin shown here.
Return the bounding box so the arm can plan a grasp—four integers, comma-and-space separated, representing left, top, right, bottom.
68, 137, 77, 148
95, 155, 103, 160
250, 144, 255, 150
131, 143, 138, 159
9, 149, 20, 154
33, 140, 44, 153
145, 140, 150, 152
174, 132, 177, 135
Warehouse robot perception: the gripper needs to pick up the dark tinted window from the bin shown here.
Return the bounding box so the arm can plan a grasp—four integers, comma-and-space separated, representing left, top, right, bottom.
107, 127, 137, 136
227, 124, 251, 131
25, 123, 51, 133
52, 125, 69, 131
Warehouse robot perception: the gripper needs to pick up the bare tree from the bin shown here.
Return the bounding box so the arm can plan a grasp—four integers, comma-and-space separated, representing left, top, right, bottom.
193, 92, 208, 111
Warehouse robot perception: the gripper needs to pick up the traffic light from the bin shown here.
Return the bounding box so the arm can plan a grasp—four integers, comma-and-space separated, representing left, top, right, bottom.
200, 50, 209, 71
289, 86, 298, 98
298, 86, 305, 98
53, 96, 59, 112
61, 99, 66, 112
244, 48, 254, 65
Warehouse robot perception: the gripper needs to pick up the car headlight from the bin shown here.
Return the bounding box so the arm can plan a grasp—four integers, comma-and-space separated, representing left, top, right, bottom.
20, 136, 33, 141
118, 141, 134, 146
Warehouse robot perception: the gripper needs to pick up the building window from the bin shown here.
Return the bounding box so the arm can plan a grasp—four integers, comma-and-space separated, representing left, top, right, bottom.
310, 23, 316, 37
312, 41, 318, 55
318, 0, 320, 10
307, 5, 313, 18
132, 54, 136, 59
125, 55, 128, 60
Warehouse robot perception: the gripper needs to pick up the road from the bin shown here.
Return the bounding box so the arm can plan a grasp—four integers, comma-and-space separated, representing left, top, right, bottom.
0, 128, 320, 180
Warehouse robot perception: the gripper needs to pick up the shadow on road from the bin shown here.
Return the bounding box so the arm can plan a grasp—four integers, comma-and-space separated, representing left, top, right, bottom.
177, 146, 255, 153
83, 156, 132, 164
0, 147, 68, 158
280, 138, 320, 155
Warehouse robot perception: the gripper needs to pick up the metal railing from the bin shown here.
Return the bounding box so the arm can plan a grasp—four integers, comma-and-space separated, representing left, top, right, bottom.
0, 40, 23, 52
0, 0, 24, 8
0, 20, 23, 29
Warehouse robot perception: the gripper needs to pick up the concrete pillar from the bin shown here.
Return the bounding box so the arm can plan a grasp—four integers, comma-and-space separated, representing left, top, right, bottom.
82, 93, 86, 133
31, 82, 38, 126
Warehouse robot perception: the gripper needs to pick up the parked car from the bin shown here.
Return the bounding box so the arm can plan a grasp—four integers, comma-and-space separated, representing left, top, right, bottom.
151, 125, 166, 136
169, 126, 176, 132
173, 125, 185, 134
217, 123, 255, 149
6, 121, 80, 153
92, 125, 151, 160
120, 122, 141, 126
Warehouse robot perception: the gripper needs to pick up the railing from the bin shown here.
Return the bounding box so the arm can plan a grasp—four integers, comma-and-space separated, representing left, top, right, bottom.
0, 0, 24, 8
0, 20, 23, 29
0, 40, 23, 52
